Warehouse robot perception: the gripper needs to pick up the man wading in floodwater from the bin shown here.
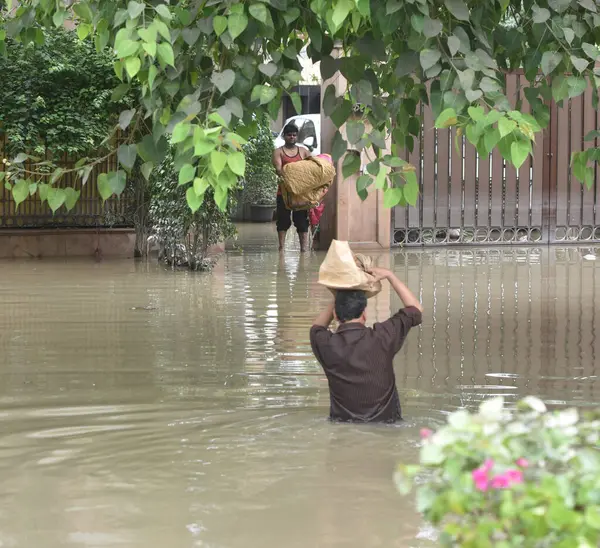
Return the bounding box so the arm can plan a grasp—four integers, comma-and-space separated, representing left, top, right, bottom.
310, 267, 423, 423
272, 123, 310, 252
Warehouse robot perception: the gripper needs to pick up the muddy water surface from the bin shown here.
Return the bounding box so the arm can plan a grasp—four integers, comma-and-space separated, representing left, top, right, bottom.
0, 224, 598, 547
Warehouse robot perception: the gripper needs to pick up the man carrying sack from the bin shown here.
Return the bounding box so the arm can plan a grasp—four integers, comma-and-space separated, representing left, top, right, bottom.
310, 241, 423, 423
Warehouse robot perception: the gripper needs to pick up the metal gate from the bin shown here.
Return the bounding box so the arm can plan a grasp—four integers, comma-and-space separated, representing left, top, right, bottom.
393, 72, 600, 246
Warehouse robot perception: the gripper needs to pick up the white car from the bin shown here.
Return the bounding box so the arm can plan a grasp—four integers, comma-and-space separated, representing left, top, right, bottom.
273, 114, 321, 156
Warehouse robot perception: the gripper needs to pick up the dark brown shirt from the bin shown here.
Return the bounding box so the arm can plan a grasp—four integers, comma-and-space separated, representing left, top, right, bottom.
310, 307, 422, 423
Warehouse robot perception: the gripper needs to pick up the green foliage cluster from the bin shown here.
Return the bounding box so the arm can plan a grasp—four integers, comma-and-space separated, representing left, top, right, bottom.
149, 151, 237, 270
243, 116, 277, 206
396, 397, 600, 547
2, 0, 600, 214
0, 28, 130, 157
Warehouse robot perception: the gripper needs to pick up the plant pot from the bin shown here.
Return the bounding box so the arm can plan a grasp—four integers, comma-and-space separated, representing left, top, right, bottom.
250, 204, 276, 223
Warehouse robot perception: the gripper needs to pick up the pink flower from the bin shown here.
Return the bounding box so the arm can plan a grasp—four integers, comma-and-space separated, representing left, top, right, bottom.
506, 469, 524, 484
491, 474, 510, 489
482, 459, 495, 472
420, 428, 433, 440
472, 467, 490, 492
516, 458, 529, 468
489, 469, 524, 490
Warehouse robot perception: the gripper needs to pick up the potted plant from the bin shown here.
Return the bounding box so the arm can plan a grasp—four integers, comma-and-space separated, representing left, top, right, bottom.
243, 117, 278, 223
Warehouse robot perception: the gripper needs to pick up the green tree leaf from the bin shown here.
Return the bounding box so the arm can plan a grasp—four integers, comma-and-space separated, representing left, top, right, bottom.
125, 56, 141, 78
332, 131, 347, 163
214, 185, 228, 211
384, 187, 403, 207
186, 185, 204, 213
11, 180, 29, 209
403, 174, 419, 205
128, 1, 145, 19
227, 151, 246, 176
498, 117, 517, 138
347, 120, 365, 144
157, 42, 175, 67
143, 42, 157, 57
356, 174, 372, 200
194, 177, 210, 196
423, 17, 443, 38
213, 15, 228, 36
249, 3, 268, 23
510, 139, 531, 169
63, 187, 81, 212
571, 55, 589, 73
420, 49, 442, 71
210, 151, 227, 176
541, 51, 562, 76
116, 39, 139, 58
178, 163, 195, 186
532, 5, 550, 23
154, 4, 172, 20
228, 13, 249, 39
47, 187, 67, 213
342, 153, 361, 178
332, 0, 354, 30
435, 108, 457, 128
118, 144, 137, 170
251, 85, 278, 105
172, 122, 191, 144
211, 70, 236, 93
445, 0, 470, 21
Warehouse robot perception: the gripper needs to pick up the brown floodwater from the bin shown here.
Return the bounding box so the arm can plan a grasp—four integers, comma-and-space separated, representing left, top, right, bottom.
0, 224, 598, 547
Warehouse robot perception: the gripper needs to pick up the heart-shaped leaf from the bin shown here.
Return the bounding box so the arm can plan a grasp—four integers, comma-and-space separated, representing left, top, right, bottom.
249, 3, 268, 22
445, 0, 470, 20
211, 69, 235, 93
116, 39, 139, 58
119, 109, 136, 130
384, 187, 404, 208
448, 35, 460, 56
225, 97, 243, 119
47, 187, 67, 213
511, 139, 531, 169
228, 13, 248, 39
332, 131, 347, 163
125, 56, 141, 78
227, 151, 246, 176
186, 186, 204, 213
213, 15, 228, 36
138, 26, 157, 43
172, 122, 191, 144
118, 144, 137, 170
420, 48, 441, 71
178, 163, 195, 186
571, 55, 589, 73
541, 51, 562, 76
194, 177, 210, 196
423, 17, 443, 38
128, 1, 145, 19
143, 42, 157, 57
251, 85, 278, 105
157, 42, 174, 67
259, 62, 278, 77
210, 151, 227, 176
182, 27, 200, 46
154, 4, 172, 20
63, 187, 81, 212
11, 180, 29, 209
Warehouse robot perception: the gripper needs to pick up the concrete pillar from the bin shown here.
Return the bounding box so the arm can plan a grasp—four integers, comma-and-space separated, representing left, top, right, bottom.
319, 44, 391, 250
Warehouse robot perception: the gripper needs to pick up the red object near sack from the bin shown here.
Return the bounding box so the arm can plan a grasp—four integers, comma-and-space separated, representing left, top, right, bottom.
309, 202, 326, 227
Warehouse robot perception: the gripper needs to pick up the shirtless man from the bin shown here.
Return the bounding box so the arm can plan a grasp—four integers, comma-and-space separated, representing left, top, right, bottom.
272, 123, 310, 252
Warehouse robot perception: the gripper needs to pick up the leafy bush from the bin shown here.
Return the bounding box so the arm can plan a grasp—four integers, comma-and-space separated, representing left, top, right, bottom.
149, 154, 237, 271
243, 117, 278, 206
396, 397, 600, 548
0, 28, 131, 157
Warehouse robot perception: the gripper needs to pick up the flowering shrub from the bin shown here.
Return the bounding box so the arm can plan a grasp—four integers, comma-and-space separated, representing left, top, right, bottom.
396, 397, 600, 548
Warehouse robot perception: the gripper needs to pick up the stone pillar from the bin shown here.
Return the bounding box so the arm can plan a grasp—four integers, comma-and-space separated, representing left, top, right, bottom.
319, 44, 392, 250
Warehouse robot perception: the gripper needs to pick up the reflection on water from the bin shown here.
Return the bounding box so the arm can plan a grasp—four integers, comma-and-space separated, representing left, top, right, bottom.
0, 224, 598, 547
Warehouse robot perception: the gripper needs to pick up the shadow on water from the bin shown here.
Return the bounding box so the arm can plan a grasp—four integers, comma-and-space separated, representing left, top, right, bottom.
0, 222, 597, 547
